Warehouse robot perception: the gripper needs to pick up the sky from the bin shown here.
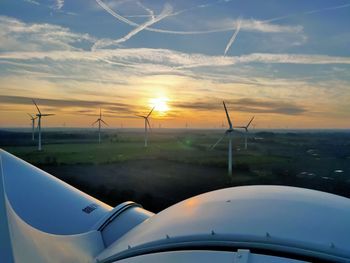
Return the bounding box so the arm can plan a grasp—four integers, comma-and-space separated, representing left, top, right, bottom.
0, 0, 349, 129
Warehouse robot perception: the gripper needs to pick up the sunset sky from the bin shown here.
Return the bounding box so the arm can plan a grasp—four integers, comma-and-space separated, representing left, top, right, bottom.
0, 0, 349, 128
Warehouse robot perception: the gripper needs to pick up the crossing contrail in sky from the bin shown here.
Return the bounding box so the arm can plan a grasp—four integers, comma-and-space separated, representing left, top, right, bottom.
95, 0, 350, 36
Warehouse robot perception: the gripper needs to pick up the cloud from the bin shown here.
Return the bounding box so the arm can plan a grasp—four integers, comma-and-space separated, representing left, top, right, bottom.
0, 16, 95, 52
0, 95, 135, 116
23, 0, 40, 5
2, 48, 350, 67
172, 98, 306, 115
209, 18, 303, 34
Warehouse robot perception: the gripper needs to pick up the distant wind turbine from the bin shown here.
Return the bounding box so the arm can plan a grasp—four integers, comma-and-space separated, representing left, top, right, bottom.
92, 108, 108, 144
136, 107, 154, 147
32, 99, 55, 151
234, 116, 255, 150
211, 101, 238, 176
27, 113, 37, 141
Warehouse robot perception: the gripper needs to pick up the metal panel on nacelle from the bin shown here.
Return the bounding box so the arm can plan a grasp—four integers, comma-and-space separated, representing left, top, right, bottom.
97, 186, 350, 262
111, 250, 309, 263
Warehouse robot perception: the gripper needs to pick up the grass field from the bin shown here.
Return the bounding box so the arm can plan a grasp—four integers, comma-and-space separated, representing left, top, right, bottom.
1, 128, 350, 212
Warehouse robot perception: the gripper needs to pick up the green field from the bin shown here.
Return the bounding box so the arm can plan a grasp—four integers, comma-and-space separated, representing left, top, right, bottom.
1, 129, 350, 212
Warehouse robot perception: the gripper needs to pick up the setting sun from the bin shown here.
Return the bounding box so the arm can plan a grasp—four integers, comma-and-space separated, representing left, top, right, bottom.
150, 97, 170, 114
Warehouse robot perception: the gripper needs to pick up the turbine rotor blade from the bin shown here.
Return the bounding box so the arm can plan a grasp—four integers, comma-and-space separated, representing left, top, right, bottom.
41, 114, 55, 116
32, 99, 41, 114
101, 119, 109, 126
135, 114, 146, 118
92, 119, 99, 126
146, 118, 152, 132
147, 106, 155, 118
246, 116, 255, 129
222, 101, 232, 129
210, 133, 227, 150
27, 113, 33, 119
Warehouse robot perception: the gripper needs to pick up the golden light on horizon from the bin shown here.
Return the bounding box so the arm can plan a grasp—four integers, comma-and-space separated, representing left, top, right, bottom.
150, 97, 170, 115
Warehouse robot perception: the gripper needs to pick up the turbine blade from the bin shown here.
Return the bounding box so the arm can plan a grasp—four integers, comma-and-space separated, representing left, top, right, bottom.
32, 99, 41, 114
146, 118, 152, 132
91, 119, 99, 126
246, 116, 255, 129
101, 119, 109, 126
210, 133, 227, 150
41, 114, 55, 116
27, 113, 33, 119
135, 114, 145, 118
223, 101, 232, 129
147, 106, 155, 118
100, 108, 102, 119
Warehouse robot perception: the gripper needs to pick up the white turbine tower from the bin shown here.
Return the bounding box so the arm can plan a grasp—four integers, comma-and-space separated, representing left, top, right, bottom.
234, 116, 255, 150
32, 99, 55, 151
92, 108, 108, 144
27, 113, 37, 141
211, 101, 236, 176
136, 107, 154, 147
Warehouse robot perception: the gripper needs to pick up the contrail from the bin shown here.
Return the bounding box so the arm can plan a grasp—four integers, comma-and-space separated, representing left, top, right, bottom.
266, 3, 350, 23
95, 0, 350, 36
224, 19, 241, 56
137, 1, 155, 19
95, 0, 139, 27
93, 4, 172, 49
95, 0, 237, 35
112, 4, 173, 44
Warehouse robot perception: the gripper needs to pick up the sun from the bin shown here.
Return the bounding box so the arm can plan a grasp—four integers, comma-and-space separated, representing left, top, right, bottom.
150, 97, 169, 114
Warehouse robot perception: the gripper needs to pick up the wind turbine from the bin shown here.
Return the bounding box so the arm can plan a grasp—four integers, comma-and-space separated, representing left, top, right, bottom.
27, 113, 37, 141
32, 99, 55, 151
136, 107, 154, 147
234, 116, 255, 150
92, 108, 108, 143
211, 101, 237, 176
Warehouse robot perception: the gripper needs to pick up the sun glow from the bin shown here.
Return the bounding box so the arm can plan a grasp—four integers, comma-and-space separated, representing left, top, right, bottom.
150, 97, 170, 114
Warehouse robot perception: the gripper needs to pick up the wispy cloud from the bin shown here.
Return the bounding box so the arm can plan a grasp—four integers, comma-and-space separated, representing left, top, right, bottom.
0, 16, 95, 52
172, 98, 306, 115
0, 95, 135, 116
23, 0, 40, 5
224, 18, 241, 55
1, 48, 350, 69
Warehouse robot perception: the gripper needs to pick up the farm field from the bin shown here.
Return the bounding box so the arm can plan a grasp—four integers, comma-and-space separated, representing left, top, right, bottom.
1, 128, 349, 212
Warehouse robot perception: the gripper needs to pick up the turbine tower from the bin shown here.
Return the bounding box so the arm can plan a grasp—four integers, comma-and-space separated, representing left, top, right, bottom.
32, 99, 55, 151
136, 107, 154, 147
211, 101, 235, 176
92, 108, 108, 143
27, 113, 37, 141
234, 116, 255, 150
